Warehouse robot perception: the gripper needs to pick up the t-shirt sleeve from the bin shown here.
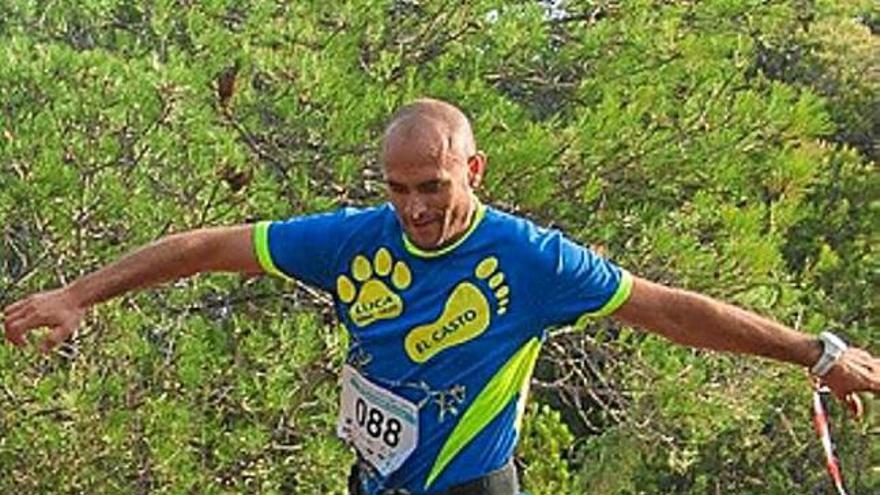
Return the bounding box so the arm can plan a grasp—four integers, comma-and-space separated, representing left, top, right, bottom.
252, 210, 349, 291
531, 229, 632, 328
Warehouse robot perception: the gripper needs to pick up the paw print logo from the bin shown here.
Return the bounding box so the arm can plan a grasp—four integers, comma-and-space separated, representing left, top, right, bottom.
405, 255, 510, 363
336, 247, 412, 328
474, 256, 509, 315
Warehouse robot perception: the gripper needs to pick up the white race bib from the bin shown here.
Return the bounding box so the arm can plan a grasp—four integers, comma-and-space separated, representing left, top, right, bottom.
337, 365, 419, 476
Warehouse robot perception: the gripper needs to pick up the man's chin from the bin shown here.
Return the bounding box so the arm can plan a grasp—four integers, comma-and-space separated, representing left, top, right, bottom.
409, 235, 442, 250
406, 228, 442, 250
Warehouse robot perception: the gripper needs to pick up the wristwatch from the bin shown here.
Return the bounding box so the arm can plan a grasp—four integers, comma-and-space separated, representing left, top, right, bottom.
810, 331, 848, 377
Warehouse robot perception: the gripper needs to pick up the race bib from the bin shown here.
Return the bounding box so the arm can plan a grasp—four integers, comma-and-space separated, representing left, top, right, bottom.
337, 365, 419, 476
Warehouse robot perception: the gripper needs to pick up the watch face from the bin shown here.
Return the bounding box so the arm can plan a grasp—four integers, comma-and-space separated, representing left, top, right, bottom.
812, 332, 847, 377
821, 332, 847, 352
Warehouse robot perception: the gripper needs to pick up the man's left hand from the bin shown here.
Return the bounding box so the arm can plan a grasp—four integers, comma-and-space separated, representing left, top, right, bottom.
822, 347, 880, 418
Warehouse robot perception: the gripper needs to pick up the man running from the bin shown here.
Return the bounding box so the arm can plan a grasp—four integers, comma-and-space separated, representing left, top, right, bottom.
4, 98, 879, 495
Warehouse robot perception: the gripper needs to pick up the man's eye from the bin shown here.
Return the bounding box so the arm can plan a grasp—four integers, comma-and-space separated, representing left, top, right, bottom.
419, 181, 443, 194
388, 184, 407, 194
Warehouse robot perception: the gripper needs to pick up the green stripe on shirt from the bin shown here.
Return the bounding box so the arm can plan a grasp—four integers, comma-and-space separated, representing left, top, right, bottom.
253, 221, 289, 280
581, 269, 633, 319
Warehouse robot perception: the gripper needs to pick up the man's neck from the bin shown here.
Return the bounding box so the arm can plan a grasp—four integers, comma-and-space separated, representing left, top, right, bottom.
440, 195, 478, 249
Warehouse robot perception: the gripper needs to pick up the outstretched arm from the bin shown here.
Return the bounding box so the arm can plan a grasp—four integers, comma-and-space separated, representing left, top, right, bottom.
3, 225, 261, 352
613, 275, 880, 407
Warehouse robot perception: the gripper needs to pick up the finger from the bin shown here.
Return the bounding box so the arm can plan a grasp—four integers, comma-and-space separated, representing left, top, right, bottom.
848, 348, 880, 393
3, 301, 34, 324
845, 394, 864, 420
39, 326, 67, 354
4, 311, 52, 347
39, 320, 77, 354
3, 297, 31, 315
3, 315, 32, 347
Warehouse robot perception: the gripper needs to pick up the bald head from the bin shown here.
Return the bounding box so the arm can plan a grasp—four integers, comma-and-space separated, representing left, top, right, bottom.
380, 98, 487, 250
382, 98, 476, 168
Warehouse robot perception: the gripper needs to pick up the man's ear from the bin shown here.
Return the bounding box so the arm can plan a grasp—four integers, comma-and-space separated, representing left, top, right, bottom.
467, 152, 487, 188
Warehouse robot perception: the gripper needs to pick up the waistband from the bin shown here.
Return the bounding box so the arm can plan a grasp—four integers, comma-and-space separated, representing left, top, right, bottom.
348, 459, 519, 495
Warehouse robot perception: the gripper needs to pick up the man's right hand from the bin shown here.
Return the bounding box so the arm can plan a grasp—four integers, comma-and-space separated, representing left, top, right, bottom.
2, 224, 264, 354
3, 288, 85, 353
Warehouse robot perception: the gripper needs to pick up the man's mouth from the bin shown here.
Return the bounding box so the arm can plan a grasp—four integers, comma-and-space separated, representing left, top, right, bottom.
411, 218, 436, 229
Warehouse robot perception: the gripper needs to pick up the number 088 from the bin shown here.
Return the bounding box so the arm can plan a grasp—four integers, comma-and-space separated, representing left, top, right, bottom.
355, 397, 402, 448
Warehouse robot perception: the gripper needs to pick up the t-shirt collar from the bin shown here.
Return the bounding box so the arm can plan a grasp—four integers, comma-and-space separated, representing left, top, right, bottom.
400, 198, 486, 259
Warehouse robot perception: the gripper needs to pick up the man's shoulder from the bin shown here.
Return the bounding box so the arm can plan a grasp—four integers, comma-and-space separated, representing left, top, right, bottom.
334, 202, 396, 224
265, 203, 397, 251
480, 205, 585, 268
276, 202, 395, 225
482, 205, 558, 244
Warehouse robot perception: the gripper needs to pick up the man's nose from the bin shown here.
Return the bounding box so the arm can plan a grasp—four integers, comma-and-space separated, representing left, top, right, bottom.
406, 195, 427, 219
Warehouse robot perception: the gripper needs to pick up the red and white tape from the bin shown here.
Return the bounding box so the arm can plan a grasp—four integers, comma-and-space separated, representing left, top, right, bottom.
812, 385, 848, 495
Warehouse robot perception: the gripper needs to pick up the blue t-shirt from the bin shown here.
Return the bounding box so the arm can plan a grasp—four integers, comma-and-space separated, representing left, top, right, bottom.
253, 202, 631, 494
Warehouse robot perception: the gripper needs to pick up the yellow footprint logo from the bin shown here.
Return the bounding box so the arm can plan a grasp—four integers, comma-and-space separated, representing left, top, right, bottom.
405, 256, 509, 363
337, 248, 412, 328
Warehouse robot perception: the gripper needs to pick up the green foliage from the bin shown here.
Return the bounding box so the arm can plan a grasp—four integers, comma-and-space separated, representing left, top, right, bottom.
1, 0, 877, 493
518, 404, 579, 495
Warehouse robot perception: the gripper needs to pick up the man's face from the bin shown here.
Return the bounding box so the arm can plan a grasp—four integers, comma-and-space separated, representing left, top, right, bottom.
382, 137, 479, 250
